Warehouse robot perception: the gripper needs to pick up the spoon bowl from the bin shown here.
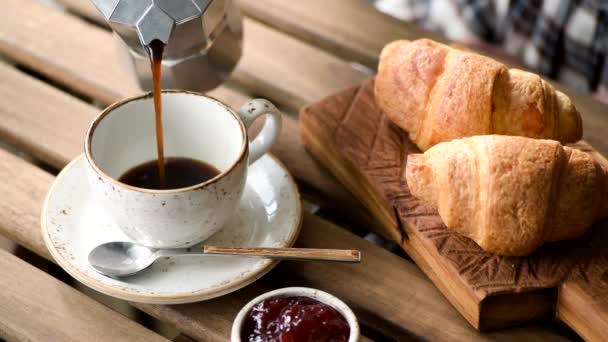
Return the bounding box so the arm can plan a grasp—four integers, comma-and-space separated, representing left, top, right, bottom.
88, 242, 158, 277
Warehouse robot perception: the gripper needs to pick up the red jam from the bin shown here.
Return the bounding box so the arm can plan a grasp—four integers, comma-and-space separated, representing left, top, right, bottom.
241, 296, 350, 342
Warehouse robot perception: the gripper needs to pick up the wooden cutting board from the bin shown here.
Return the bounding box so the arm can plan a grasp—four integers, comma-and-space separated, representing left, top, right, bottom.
300, 79, 608, 340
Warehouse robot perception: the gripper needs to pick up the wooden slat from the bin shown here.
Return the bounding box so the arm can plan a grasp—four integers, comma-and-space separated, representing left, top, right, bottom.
0, 147, 571, 341
58, 0, 101, 21
0, 1, 578, 340
0, 249, 166, 341
557, 255, 608, 342
56, 0, 608, 160
0, 62, 94, 168
239, 0, 608, 155
558, 282, 608, 342
0, 0, 139, 105
0, 236, 17, 253
0, 65, 554, 337
0, 61, 227, 170
0, 0, 364, 228
172, 335, 196, 342
0, 54, 490, 339
232, 18, 368, 110
56, 0, 369, 110
3, 0, 367, 112
0, 59, 369, 232
56, 0, 608, 157
240, 0, 446, 67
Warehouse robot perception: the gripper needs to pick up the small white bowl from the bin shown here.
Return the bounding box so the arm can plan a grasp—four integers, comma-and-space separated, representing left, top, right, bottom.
231, 287, 360, 342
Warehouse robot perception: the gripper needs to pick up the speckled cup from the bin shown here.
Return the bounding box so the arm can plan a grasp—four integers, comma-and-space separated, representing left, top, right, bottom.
84, 91, 282, 248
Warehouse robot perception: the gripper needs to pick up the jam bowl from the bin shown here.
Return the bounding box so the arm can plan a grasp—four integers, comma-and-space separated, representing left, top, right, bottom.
231, 287, 360, 342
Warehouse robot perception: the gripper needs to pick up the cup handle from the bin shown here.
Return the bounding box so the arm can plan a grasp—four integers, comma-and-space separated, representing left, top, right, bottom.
237, 99, 282, 165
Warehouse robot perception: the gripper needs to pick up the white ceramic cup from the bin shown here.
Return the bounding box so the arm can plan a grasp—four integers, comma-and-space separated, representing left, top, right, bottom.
84, 90, 282, 248
231, 287, 360, 342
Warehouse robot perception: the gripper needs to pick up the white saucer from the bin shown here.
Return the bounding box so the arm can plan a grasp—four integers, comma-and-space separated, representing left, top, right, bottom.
42, 154, 302, 304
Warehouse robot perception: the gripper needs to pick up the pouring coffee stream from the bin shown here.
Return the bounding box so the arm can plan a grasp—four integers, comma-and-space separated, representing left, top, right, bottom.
119, 40, 224, 190
89, 0, 245, 188
148, 39, 167, 189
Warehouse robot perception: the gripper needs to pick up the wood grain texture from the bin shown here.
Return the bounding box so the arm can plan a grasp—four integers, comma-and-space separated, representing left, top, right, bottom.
0, 147, 570, 341
0, 0, 366, 231
59, 0, 440, 72
233, 18, 369, 110
0, 248, 166, 342
57, 0, 608, 158
240, 0, 446, 68
172, 334, 197, 342
300, 79, 608, 334
0, 1, 587, 339
557, 253, 608, 341
240, 0, 608, 155
59, 0, 370, 110
0, 62, 95, 168
0, 56, 368, 233
57, 0, 101, 22
55, 0, 608, 244
0, 60, 246, 171
203, 246, 361, 262
0, 235, 17, 253
0, 0, 140, 104
8, 0, 368, 112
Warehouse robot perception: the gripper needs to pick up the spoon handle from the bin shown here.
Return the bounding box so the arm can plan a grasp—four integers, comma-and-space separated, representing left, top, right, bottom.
203, 246, 361, 263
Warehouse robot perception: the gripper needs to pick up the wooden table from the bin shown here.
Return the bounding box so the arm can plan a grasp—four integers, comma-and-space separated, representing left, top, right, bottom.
0, 1, 603, 340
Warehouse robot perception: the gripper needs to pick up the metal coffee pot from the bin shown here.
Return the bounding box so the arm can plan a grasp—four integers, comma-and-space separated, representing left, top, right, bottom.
90, 0, 242, 92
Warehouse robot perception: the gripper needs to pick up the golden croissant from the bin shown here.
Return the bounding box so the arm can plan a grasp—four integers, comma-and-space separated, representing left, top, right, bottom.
375, 39, 583, 151
405, 135, 607, 256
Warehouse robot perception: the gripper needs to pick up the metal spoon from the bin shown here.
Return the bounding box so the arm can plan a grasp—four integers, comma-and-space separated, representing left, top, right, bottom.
88, 241, 361, 277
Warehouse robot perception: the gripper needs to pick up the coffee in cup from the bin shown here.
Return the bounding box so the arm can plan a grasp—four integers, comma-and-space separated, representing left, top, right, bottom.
84, 91, 282, 248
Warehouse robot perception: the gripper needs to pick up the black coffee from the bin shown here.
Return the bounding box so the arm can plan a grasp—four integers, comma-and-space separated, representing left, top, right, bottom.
119, 157, 220, 190
148, 39, 167, 188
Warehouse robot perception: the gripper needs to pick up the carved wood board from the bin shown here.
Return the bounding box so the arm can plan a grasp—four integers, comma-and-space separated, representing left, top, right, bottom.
300, 79, 608, 339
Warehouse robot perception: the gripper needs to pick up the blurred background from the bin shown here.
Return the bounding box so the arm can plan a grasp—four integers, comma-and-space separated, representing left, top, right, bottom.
0, 1, 601, 341
373, 0, 608, 103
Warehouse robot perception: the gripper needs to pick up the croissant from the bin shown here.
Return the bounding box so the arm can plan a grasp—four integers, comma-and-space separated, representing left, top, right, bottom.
405, 135, 607, 256
375, 39, 583, 151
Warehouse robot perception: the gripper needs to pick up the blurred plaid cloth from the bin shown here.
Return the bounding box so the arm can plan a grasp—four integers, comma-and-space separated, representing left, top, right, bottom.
374, 0, 608, 94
